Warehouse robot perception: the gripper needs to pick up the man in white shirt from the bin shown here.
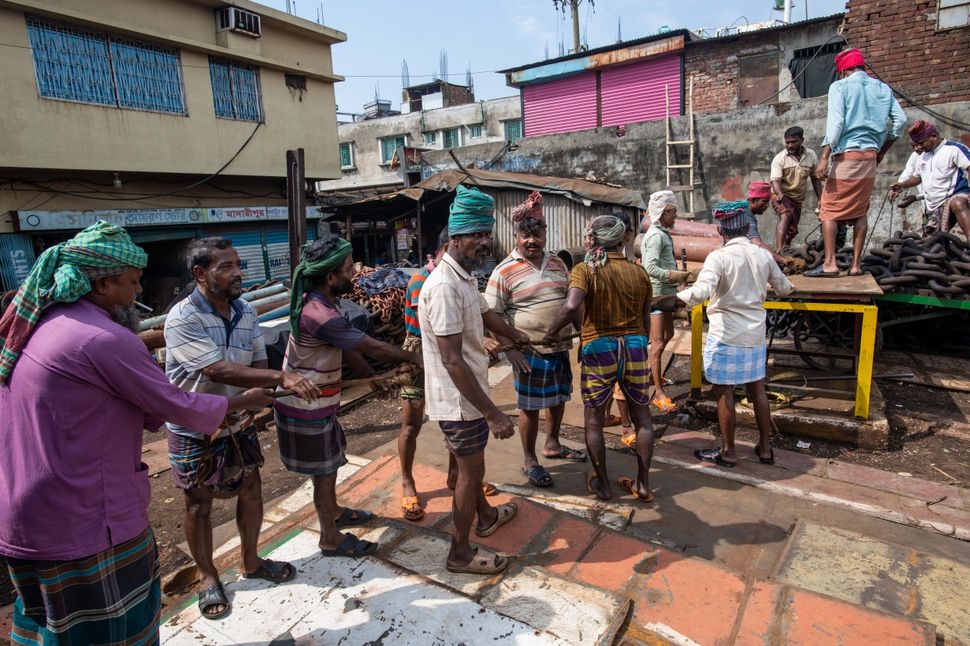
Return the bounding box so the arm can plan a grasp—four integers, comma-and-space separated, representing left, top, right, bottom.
890, 120, 970, 238
657, 202, 794, 468
420, 185, 530, 575
888, 142, 927, 226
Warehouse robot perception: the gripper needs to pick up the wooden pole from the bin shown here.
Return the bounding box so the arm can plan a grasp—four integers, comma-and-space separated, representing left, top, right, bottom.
286, 148, 307, 273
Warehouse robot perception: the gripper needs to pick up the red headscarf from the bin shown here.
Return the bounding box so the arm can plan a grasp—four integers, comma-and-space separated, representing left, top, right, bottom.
747, 181, 772, 200
835, 48, 866, 74
908, 120, 939, 143
511, 190, 544, 223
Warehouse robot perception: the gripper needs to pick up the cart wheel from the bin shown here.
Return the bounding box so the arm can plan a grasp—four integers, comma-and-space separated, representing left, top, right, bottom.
792, 311, 881, 373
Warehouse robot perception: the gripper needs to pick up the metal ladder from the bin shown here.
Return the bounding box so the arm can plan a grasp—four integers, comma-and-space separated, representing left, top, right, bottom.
665, 76, 695, 215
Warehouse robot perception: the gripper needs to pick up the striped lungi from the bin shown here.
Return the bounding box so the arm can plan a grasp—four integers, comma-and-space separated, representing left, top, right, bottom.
275, 410, 348, 476
514, 349, 573, 411
818, 150, 877, 222
579, 334, 650, 408
167, 426, 264, 495
703, 336, 767, 385
399, 336, 425, 401
7, 528, 160, 646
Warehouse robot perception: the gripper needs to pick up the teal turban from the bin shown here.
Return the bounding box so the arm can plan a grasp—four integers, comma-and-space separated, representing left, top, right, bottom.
448, 185, 495, 236
289, 237, 353, 340
0, 220, 148, 383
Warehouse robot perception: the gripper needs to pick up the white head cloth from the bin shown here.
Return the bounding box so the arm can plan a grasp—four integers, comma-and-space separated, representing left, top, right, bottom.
648, 190, 677, 224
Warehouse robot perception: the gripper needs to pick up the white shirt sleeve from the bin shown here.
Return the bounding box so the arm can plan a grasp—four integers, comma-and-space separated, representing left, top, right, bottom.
676, 255, 719, 307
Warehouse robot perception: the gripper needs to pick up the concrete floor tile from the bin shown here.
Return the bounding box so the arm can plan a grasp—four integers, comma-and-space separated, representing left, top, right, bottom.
572, 531, 653, 593
471, 495, 555, 555
541, 516, 600, 576
784, 588, 936, 646
733, 581, 785, 646
162, 529, 555, 645
262, 479, 314, 522
336, 454, 398, 502
498, 483, 633, 531
774, 521, 970, 644
365, 462, 456, 528
480, 566, 622, 645
632, 554, 746, 646
385, 532, 501, 596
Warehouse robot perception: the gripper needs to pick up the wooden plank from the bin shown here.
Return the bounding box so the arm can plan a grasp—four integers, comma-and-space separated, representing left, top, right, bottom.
782, 273, 883, 297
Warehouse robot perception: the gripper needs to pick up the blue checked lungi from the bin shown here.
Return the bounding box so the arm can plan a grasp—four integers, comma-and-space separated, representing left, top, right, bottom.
7, 528, 160, 646
514, 349, 573, 411
275, 411, 348, 476
702, 336, 767, 385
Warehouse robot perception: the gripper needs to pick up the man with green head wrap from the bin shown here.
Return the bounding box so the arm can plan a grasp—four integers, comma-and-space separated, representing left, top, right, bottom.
420, 184, 532, 575
0, 221, 272, 644
275, 235, 420, 558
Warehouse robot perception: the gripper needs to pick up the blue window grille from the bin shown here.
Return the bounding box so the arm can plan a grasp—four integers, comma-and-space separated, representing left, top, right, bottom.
503, 119, 523, 141
25, 15, 186, 115
468, 124, 483, 139
209, 57, 263, 122
379, 135, 406, 164
339, 142, 354, 168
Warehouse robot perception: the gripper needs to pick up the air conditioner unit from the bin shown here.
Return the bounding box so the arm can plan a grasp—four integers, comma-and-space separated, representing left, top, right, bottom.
216, 7, 261, 38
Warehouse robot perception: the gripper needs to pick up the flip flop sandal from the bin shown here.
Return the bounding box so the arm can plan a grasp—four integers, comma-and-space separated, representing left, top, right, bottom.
586, 470, 610, 500
522, 465, 554, 488
620, 431, 637, 449
446, 547, 510, 575
651, 395, 678, 414
482, 482, 498, 497
242, 559, 296, 583
544, 446, 588, 462
617, 476, 654, 502
754, 446, 775, 465
475, 502, 518, 537
603, 414, 623, 428
401, 496, 424, 521
694, 448, 736, 468
321, 534, 379, 558
804, 267, 841, 278
334, 507, 374, 529
848, 270, 866, 277
198, 582, 230, 620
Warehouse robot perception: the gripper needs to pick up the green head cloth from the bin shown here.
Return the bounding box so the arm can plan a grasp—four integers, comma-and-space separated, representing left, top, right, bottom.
0, 220, 148, 383
583, 215, 626, 273
289, 237, 353, 340
448, 185, 495, 236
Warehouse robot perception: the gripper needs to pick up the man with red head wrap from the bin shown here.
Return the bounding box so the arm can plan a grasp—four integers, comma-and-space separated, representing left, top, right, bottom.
809, 48, 907, 277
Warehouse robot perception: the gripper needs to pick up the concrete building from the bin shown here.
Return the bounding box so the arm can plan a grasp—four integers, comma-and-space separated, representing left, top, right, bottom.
0, 0, 345, 305
318, 91, 522, 201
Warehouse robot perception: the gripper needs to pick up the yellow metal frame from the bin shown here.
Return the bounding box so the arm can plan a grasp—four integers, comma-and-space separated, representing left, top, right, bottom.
689, 301, 879, 419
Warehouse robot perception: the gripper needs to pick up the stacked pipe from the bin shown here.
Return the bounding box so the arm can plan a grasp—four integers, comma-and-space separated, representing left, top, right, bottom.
860, 231, 970, 296
346, 266, 407, 347
667, 220, 721, 263
137, 281, 290, 351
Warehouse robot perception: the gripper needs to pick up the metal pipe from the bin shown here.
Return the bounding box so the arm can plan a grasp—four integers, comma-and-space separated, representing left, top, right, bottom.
248, 293, 289, 311
258, 304, 290, 322
241, 283, 287, 302
138, 314, 168, 331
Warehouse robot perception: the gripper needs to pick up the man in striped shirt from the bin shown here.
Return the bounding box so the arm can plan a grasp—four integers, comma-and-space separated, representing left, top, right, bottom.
165, 238, 319, 619
486, 191, 585, 490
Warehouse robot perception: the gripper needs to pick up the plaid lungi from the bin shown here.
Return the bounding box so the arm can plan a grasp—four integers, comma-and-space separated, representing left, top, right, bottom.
579, 334, 650, 408
438, 418, 490, 456
926, 191, 969, 233
703, 336, 767, 385
275, 411, 348, 476
167, 426, 263, 495
399, 336, 425, 401
7, 528, 160, 646
514, 349, 573, 411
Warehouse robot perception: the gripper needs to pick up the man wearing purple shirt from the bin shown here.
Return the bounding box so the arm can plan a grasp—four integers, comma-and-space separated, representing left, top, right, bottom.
0, 222, 271, 646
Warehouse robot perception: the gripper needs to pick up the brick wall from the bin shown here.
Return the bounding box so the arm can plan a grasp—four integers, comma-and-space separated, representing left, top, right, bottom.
686, 38, 779, 113
445, 83, 475, 107
844, 0, 970, 105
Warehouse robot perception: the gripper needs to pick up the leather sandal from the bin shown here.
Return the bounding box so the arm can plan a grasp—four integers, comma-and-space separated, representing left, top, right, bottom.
475, 502, 518, 537
618, 476, 654, 502
446, 547, 510, 575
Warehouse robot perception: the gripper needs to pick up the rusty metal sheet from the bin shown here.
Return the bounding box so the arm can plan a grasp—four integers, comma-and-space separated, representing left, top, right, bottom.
738, 51, 780, 107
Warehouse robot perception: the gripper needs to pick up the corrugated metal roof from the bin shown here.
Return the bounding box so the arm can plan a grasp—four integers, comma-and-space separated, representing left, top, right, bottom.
499, 29, 692, 74
688, 13, 844, 46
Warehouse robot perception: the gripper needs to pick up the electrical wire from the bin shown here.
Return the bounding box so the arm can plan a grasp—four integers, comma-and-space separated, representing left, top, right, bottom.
757, 32, 848, 105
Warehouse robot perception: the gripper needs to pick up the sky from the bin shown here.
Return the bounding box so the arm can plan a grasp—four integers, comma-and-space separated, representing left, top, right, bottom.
256, 0, 847, 114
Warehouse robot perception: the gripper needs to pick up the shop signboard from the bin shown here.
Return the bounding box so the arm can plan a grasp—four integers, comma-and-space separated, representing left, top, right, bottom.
16, 206, 320, 232
0, 232, 35, 290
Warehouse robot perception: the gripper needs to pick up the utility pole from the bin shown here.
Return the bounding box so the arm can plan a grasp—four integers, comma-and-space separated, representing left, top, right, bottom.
570, 0, 580, 53
286, 148, 307, 274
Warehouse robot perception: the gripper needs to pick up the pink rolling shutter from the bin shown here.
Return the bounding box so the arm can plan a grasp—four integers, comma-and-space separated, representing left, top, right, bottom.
522, 72, 597, 137
600, 54, 681, 126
